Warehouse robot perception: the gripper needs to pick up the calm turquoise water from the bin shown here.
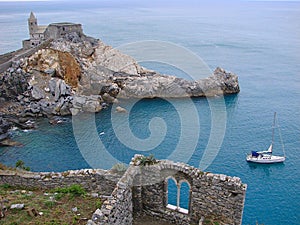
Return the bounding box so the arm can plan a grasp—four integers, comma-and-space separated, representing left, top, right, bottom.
0, 1, 300, 224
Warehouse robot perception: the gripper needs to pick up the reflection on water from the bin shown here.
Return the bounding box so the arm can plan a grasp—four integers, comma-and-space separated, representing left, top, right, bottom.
247, 162, 285, 177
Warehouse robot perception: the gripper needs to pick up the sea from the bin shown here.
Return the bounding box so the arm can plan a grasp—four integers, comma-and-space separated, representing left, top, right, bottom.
0, 1, 299, 224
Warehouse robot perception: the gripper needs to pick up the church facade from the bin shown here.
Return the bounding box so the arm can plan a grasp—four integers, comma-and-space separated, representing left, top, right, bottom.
22, 12, 83, 49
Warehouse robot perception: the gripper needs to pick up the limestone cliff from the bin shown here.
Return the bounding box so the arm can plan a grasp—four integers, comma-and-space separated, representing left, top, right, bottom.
0, 31, 239, 143
25, 48, 81, 88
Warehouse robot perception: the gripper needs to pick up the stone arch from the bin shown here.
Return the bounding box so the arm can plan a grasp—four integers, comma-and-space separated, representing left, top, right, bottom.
165, 176, 191, 214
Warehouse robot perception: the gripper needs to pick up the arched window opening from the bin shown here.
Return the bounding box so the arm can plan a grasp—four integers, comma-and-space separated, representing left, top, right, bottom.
179, 181, 190, 214
167, 177, 177, 207
166, 177, 190, 214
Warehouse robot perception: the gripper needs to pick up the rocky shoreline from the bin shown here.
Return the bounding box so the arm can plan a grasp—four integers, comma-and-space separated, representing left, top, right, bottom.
0, 32, 239, 146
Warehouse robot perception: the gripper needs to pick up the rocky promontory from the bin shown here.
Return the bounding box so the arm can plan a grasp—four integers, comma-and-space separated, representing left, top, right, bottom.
0, 31, 239, 144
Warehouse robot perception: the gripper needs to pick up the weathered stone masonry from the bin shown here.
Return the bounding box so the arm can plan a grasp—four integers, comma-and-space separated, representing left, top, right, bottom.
0, 156, 246, 225
90, 156, 247, 225
0, 169, 121, 195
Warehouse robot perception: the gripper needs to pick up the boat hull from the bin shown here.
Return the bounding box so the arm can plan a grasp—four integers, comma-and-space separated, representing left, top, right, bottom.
246, 155, 285, 164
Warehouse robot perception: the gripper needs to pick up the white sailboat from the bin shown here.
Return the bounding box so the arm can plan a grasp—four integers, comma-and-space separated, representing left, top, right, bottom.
246, 112, 286, 164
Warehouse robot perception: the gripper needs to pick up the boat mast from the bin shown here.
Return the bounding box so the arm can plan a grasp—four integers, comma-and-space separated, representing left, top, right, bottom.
272, 112, 276, 147
276, 112, 286, 158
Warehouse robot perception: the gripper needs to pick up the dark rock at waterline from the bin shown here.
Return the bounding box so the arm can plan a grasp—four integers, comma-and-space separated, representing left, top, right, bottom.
0, 132, 9, 142
0, 138, 23, 147
0, 116, 21, 146
48, 116, 69, 125
0, 29, 240, 120
0, 114, 36, 146
5, 117, 35, 130
0, 116, 11, 141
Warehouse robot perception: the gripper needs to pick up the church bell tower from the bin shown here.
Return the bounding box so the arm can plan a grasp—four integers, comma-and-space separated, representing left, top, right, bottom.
28, 12, 38, 36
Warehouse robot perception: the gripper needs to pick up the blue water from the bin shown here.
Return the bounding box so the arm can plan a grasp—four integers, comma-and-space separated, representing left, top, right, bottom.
0, 1, 300, 224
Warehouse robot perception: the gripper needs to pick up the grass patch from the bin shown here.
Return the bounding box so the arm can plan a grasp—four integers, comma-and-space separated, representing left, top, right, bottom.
52, 184, 86, 198
0, 184, 12, 189
0, 184, 101, 225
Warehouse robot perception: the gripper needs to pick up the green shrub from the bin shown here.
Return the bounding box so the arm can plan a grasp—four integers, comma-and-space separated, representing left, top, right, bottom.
67, 184, 86, 197
53, 184, 86, 198
111, 163, 127, 173
0, 183, 12, 189
15, 160, 30, 171
133, 154, 158, 166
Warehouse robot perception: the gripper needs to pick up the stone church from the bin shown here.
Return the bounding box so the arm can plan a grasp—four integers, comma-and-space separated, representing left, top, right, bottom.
22, 12, 83, 49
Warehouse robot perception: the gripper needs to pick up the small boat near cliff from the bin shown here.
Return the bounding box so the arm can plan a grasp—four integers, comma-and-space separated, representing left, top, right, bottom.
246, 112, 286, 164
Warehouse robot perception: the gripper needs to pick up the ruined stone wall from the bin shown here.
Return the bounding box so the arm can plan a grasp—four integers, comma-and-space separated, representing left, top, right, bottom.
136, 161, 247, 225
135, 164, 192, 225
190, 173, 246, 224
1, 156, 246, 225
0, 169, 121, 195
89, 156, 246, 225
89, 166, 137, 225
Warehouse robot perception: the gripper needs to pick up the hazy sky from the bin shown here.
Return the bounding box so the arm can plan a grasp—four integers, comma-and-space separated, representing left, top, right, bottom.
0, 0, 299, 3
0, 0, 49, 1
0, 0, 299, 1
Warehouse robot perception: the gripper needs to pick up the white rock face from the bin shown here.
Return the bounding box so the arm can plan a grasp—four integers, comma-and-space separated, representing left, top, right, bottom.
115, 106, 127, 113
40, 35, 239, 105
93, 41, 142, 75
1, 31, 239, 117
71, 94, 102, 114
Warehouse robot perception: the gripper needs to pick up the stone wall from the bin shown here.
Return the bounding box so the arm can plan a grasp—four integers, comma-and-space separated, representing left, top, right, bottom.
132, 161, 246, 225
0, 156, 246, 225
89, 156, 247, 225
0, 40, 52, 74
0, 168, 121, 195
0, 50, 22, 73
45, 23, 83, 40
90, 166, 138, 225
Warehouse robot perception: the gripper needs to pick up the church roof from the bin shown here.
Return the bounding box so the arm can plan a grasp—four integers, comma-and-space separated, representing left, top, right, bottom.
49, 22, 81, 27
36, 25, 47, 34
29, 12, 36, 20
